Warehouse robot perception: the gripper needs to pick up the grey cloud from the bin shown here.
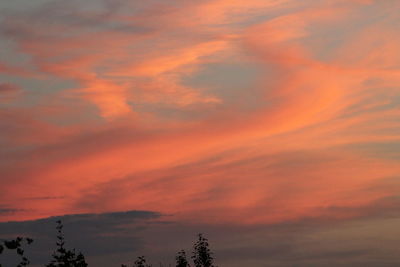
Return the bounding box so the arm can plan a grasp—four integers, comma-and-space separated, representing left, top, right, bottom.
316, 195, 400, 221
0, 210, 161, 266
0, 0, 153, 42
121, 214, 400, 267
0, 206, 24, 215
2, 206, 400, 266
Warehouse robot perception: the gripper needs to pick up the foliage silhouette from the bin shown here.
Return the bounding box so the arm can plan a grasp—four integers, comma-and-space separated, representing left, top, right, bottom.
0, 236, 33, 267
121, 234, 216, 267
1, 221, 217, 267
175, 250, 190, 267
191, 234, 216, 267
46, 220, 88, 267
122, 255, 152, 267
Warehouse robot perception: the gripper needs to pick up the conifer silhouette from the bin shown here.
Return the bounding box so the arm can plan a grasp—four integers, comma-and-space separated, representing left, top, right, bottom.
191, 234, 216, 267
175, 250, 189, 267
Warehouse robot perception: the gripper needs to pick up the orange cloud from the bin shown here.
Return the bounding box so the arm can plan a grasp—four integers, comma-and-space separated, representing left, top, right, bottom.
0, 0, 399, 227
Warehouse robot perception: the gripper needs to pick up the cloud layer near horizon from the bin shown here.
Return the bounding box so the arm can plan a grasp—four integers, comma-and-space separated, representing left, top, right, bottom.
2, 203, 400, 267
0, 0, 399, 230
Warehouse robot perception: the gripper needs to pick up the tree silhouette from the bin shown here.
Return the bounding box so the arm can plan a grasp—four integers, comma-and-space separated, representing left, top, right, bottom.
175, 250, 189, 267
122, 255, 152, 267
134, 256, 151, 267
46, 220, 88, 267
1, 223, 219, 267
0, 236, 33, 266
191, 234, 216, 267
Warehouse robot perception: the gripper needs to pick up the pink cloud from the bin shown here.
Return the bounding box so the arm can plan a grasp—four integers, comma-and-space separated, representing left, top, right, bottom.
0, 0, 399, 226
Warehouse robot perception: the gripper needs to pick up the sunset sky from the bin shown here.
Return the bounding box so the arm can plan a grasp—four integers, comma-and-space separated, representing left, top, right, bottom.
1, 0, 400, 266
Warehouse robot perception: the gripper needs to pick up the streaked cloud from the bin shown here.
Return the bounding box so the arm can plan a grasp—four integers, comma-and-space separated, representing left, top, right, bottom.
0, 0, 399, 265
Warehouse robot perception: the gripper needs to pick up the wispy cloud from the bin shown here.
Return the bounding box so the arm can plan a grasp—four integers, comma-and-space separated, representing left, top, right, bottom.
0, 0, 399, 249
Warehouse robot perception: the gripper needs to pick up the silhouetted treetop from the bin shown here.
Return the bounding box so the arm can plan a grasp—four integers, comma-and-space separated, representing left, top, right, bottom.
122, 255, 152, 267
176, 250, 190, 267
192, 234, 216, 267
46, 220, 88, 267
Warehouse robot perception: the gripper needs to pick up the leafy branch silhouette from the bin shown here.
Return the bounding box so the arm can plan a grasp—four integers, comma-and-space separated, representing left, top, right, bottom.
1, 220, 217, 267
0, 236, 33, 267
124, 233, 217, 267
122, 255, 152, 267
46, 220, 88, 267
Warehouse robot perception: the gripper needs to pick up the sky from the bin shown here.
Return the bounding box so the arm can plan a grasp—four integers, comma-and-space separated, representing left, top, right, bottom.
0, 0, 399, 266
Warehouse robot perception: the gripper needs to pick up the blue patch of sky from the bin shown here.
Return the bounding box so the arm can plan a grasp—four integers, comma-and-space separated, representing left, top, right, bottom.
0, 0, 53, 11
0, 38, 31, 66
345, 142, 400, 160
305, 2, 399, 63
0, 74, 77, 105
182, 61, 266, 110
129, 60, 268, 121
